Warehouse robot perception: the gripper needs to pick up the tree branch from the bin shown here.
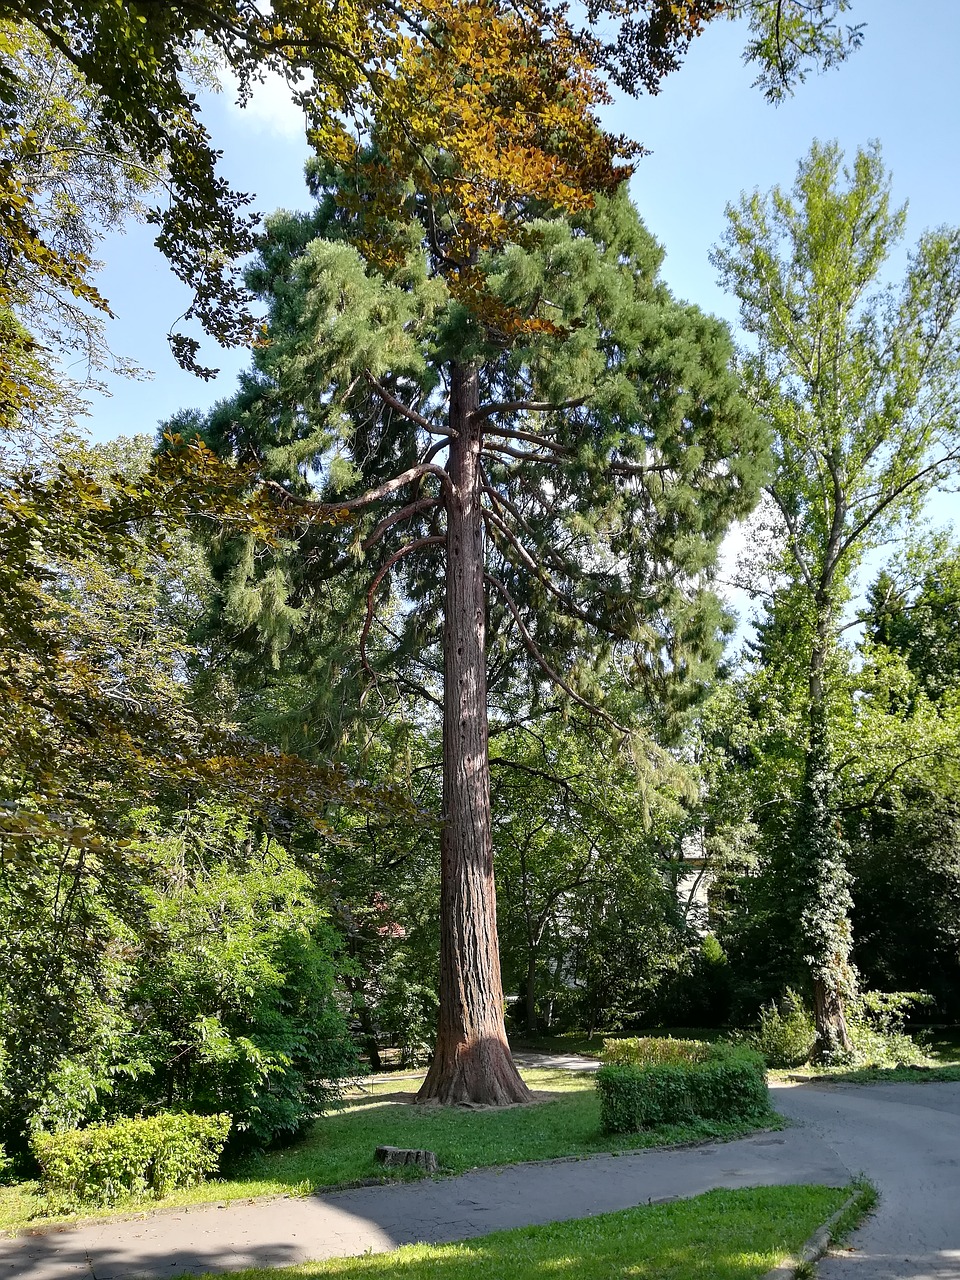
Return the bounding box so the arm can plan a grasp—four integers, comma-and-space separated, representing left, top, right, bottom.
481, 425, 572, 455
471, 396, 586, 422
836, 447, 960, 564
481, 440, 565, 465
480, 476, 566, 570
482, 507, 609, 631
362, 497, 440, 552
766, 483, 816, 592
360, 536, 445, 676
264, 463, 452, 516
484, 572, 630, 735
364, 372, 451, 436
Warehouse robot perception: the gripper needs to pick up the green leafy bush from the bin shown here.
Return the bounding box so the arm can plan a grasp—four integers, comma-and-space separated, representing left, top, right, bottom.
601, 1037, 711, 1067
110, 808, 359, 1148
31, 1112, 230, 1208
597, 1044, 768, 1133
748, 989, 816, 1067
848, 991, 932, 1067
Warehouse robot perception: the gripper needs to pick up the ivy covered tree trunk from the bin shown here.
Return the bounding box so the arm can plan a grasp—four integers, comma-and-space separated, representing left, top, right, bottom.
800, 608, 855, 1062
417, 366, 532, 1105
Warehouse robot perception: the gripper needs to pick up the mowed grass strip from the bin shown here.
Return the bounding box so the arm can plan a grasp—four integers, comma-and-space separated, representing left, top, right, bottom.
180, 1185, 849, 1280
233, 1067, 778, 1192
0, 1068, 779, 1233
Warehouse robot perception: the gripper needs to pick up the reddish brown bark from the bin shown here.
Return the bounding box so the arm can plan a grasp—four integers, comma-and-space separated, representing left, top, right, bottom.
417, 364, 532, 1106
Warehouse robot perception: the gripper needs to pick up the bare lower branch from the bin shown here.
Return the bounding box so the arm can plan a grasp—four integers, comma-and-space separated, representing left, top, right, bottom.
364, 372, 451, 436
421, 438, 448, 466
471, 396, 587, 422
264, 463, 452, 515
362, 498, 440, 552
481, 440, 564, 465
484, 572, 630, 735
481, 425, 572, 455
361, 536, 445, 676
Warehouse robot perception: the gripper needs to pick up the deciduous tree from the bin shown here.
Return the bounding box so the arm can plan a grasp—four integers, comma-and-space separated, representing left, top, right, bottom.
713, 141, 960, 1057
1, 1, 863, 374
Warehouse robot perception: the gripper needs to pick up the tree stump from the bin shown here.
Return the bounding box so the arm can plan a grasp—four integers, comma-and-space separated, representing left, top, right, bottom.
375, 1145, 438, 1173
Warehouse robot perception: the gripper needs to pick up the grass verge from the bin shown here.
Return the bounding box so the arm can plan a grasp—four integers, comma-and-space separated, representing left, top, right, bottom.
827, 1178, 878, 1245
0, 1068, 780, 1236
175, 1184, 850, 1280
774, 1062, 960, 1084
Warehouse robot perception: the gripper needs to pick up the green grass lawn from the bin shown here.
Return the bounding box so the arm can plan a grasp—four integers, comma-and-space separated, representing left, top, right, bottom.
178, 1184, 852, 1280
508, 1026, 731, 1058
0, 1067, 779, 1235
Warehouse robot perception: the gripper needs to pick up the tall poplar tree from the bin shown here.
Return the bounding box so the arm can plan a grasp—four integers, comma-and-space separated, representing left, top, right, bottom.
187, 151, 764, 1104
713, 141, 960, 1057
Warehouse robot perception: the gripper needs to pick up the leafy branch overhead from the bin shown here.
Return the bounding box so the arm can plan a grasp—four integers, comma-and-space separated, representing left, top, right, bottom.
0, 434, 407, 865
1, 1, 862, 375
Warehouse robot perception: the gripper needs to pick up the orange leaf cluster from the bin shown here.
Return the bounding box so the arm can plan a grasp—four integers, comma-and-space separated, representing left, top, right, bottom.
310, 0, 635, 272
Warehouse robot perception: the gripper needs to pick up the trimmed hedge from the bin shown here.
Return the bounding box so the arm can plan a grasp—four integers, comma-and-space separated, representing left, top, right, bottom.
596, 1043, 768, 1133
32, 1112, 231, 1207
601, 1037, 711, 1067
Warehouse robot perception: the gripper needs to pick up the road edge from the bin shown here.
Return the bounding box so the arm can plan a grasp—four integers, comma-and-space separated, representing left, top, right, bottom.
761, 1181, 877, 1280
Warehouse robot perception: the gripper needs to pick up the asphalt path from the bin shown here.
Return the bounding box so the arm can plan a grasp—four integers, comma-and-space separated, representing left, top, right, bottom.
0, 1129, 847, 1279
2, 1072, 959, 1279
772, 1080, 960, 1279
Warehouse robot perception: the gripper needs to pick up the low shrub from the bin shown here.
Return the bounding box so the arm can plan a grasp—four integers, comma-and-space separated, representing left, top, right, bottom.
32, 1112, 231, 1208
601, 1037, 711, 1068
746, 989, 932, 1070
848, 991, 932, 1067
748, 989, 816, 1068
597, 1044, 768, 1133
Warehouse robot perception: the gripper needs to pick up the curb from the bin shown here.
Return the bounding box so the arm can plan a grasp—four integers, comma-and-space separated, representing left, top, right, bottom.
761, 1190, 861, 1280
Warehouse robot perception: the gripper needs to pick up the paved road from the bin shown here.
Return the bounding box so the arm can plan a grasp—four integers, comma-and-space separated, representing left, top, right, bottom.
773, 1080, 960, 1279
0, 1128, 847, 1280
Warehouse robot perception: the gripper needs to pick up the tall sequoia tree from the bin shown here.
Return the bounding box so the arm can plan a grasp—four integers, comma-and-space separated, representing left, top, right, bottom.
186, 151, 765, 1103
713, 141, 960, 1058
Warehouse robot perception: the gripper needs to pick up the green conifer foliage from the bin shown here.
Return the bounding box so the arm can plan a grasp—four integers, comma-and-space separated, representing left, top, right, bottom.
188, 166, 765, 1103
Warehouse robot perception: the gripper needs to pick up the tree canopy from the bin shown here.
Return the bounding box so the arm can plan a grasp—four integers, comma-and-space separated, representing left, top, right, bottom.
1, 1, 863, 378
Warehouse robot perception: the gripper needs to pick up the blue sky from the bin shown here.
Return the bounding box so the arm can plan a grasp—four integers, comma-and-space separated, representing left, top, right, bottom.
80, 0, 960, 563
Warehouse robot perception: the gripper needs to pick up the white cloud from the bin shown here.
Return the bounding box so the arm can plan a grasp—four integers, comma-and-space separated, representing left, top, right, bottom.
221, 67, 308, 141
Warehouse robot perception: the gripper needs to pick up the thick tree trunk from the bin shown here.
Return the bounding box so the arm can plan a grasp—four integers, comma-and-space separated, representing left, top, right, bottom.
417, 364, 532, 1106
803, 603, 855, 1062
